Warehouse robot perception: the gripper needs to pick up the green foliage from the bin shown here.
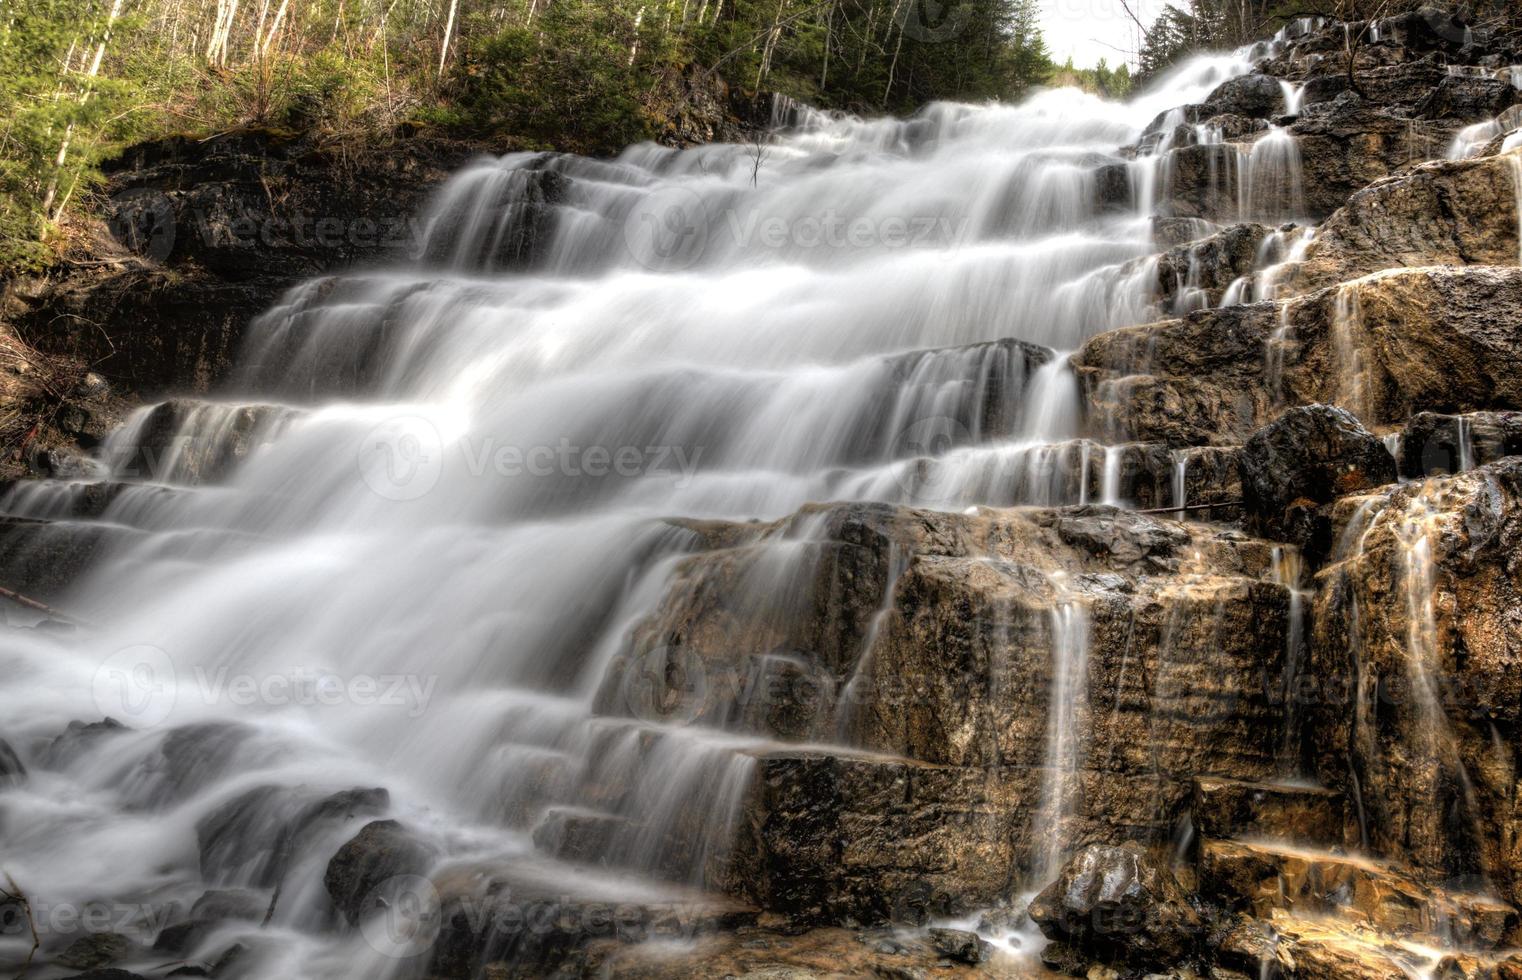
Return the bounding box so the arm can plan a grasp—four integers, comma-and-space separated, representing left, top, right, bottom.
0, 0, 144, 268
1053, 55, 1132, 99
0, 0, 1061, 269
455, 2, 666, 154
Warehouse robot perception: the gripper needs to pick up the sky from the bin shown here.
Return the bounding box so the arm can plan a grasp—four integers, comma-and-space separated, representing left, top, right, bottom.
1040, 0, 1161, 69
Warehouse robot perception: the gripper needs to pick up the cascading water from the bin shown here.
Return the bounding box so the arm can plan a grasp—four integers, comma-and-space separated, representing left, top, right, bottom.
1033, 588, 1091, 880
0, 35, 1324, 980
1510, 151, 1522, 265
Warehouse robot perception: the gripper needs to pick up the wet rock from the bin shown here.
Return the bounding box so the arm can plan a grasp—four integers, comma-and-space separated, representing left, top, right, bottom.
0, 737, 24, 785
1294, 154, 1522, 293
1201, 74, 1287, 120
1414, 73, 1518, 121
1239, 405, 1397, 550
1399, 411, 1522, 478
1095, 163, 1134, 214
925, 927, 990, 964
1287, 96, 1458, 219
1027, 843, 1203, 967
425, 868, 758, 979
1310, 459, 1522, 910
126, 722, 260, 810
1152, 224, 1274, 314
57, 932, 136, 970
1200, 839, 1516, 946
725, 751, 1025, 925
41, 717, 130, 768
1098, 267, 1522, 444
17, 131, 472, 400
198, 784, 389, 887
113, 399, 298, 485
560, 924, 1028, 979
323, 819, 437, 925
0, 519, 130, 604
1190, 777, 1348, 845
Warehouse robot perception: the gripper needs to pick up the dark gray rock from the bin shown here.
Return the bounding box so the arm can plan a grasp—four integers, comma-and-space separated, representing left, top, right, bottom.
1400, 411, 1522, 479
1200, 73, 1285, 119
323, 819, 437, 925
926, 927, 990, 964
1027, 843, 1203, 967
1240, 405, 1397, 550
198, 784, 389, 887
57, 932, 136, 970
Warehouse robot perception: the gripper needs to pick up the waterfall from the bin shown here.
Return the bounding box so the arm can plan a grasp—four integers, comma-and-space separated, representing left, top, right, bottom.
1034, 590, 1092, 880
0, 34, 1318, 977
1330, 282, 1377, 423
1269, 546, 1309, 770
1239, 126, 1304, 224
1510, 152, 1522, 266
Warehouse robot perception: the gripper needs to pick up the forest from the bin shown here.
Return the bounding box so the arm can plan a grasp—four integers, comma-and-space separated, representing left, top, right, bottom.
0, 0, 1053, 268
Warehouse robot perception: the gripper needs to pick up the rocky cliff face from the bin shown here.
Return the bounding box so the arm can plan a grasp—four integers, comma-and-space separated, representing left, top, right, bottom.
4, 8, 1522, 980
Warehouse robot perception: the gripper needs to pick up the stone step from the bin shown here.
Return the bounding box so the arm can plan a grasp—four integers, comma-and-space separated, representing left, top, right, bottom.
0, 478, 188, 523
529, 806, 635, 864
1199, 838, 1518, 949
102, 398, 303, 485
1191, 777, 1350, 846
1398, 410, 1522, 479
426, 858, 760, 978
0, 516, 135, 604
1219, 910, 1522, 980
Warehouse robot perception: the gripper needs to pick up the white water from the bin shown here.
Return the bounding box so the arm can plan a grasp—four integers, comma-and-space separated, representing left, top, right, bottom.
1511, 152, 1522, 265
0, 44, 1302, 980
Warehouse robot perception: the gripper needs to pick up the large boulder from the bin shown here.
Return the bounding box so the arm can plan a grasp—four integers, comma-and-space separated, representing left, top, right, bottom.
323, 819, 437, 925
1027, 843, 1203, 967
1292, 154, 1522, 293
1239, 404, 1397, 549
1310, 459, 1522, 909
1201, 73, 1288, 119
198, 784, 389, 887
